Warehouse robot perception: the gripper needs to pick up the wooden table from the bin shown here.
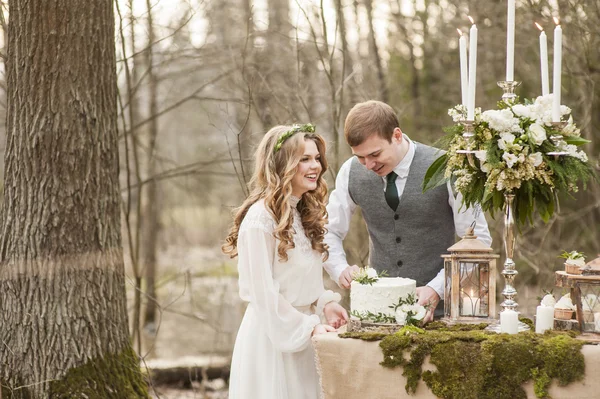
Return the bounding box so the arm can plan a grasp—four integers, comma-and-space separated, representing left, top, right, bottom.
312, 330, 600, 399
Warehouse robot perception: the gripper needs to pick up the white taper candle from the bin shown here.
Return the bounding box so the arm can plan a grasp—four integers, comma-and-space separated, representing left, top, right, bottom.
536, 23, 550, 96
459, 30, 468, 107
467, 19, 478, 120
506, 0, 516, 81
552, 20, 562, 122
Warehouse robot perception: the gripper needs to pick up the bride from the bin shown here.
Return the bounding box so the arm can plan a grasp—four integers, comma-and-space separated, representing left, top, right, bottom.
223, 124, 348, 399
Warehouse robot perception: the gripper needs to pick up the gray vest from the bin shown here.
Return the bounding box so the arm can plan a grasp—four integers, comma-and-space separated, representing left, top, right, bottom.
348, 143, 455, 288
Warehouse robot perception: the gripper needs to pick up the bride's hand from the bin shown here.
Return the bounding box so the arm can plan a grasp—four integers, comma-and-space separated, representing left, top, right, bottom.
312, 324, 337, 336
323, 302, 348, 329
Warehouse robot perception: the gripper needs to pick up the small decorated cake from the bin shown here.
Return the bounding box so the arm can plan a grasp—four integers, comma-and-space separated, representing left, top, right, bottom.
554, 293, 576, 320
560, 250, 586, 275
350, 268, 417, 318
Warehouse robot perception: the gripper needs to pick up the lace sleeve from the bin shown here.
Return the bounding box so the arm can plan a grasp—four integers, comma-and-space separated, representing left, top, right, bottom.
239, 202, 276, 235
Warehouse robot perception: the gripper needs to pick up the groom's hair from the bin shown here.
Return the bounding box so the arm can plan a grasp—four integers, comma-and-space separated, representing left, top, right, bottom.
344, 100, 400, 147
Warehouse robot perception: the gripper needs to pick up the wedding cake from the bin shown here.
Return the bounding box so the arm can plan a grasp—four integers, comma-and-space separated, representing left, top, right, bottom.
351, 277, 417, 318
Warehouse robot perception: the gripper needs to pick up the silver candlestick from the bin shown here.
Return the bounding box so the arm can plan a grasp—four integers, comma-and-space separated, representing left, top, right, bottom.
546, 121, 569, 158
486, 82, 530, 333
486, 192, 530, 332
497, 81, 521, 103
456, 120, 477, 168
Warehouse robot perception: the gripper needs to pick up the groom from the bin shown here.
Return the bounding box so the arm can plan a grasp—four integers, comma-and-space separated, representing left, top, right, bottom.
324, 100, 491, 322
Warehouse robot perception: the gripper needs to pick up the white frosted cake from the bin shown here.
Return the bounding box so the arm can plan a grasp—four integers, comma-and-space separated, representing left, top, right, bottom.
351, 277, 417, 317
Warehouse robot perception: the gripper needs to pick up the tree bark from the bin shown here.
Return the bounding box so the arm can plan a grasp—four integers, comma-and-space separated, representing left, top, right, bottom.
0, 1, 147, 397
364, 0, 388, 103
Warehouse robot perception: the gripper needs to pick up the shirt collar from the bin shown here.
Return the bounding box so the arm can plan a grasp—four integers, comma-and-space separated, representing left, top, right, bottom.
391, 134, 415, 179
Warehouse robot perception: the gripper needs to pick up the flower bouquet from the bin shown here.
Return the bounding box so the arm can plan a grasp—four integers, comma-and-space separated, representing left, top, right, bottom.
423, 95, 596, 225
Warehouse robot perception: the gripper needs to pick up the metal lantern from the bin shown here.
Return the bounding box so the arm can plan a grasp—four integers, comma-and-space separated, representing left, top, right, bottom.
442, 227, 499, 323
555, 254, 600, 335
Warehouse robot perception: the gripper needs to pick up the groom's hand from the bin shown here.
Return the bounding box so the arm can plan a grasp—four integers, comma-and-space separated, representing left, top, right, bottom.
339, 265, 360, 289
323, 302, 348, 329
416, 286, 440, 324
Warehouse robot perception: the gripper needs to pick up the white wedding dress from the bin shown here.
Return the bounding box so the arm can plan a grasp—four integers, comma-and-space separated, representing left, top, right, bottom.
228, 197, 340, 399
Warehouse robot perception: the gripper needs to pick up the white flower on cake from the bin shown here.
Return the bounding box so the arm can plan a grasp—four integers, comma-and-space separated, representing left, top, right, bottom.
540, 293, 556, 308
555, 294, 576, 311
395, 309, 407, 326
390, 293, 427, 327
366, 267, 378, 279
352, 266, 386, 285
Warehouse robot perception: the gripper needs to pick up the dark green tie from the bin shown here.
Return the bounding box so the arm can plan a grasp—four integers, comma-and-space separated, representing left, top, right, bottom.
385, 172, 399, 211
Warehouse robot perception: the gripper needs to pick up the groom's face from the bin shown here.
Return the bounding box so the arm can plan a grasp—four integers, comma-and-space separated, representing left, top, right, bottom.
351, 129, 403, 177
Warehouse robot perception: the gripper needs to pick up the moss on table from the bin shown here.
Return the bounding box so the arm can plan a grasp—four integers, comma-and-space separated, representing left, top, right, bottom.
339, 322, 585, 399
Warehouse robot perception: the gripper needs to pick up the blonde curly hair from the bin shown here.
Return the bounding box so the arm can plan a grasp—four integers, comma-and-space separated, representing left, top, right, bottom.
222, 125, 329, 262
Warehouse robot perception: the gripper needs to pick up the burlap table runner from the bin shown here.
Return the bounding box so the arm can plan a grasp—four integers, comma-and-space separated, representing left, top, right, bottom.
313, 330, 600, 399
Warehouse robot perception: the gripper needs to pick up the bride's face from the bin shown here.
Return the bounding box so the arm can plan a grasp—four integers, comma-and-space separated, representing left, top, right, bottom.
291, 139, 322, 198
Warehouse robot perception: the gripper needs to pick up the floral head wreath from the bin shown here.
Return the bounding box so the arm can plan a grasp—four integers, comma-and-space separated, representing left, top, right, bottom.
273, 123, 316, 153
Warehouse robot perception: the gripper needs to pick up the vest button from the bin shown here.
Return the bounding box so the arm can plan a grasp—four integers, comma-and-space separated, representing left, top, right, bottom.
394, 214, 399, 220
396, 237, 401, 243
397, 260, 403, 267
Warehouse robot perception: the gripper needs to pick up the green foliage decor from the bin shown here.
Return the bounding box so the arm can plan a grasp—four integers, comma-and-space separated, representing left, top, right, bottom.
340, 324, 585, 399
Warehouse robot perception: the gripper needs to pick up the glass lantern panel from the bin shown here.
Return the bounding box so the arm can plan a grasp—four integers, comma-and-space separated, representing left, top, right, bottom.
459, 262, 489, 317
444, 259, 452, 317
578, 283, 600, 333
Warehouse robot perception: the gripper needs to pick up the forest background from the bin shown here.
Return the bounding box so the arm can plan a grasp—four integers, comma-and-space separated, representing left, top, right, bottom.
0, 0, 597, 395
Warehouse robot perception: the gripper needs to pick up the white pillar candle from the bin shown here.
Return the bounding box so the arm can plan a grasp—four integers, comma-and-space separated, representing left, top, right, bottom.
536, 23, 549, 96
462, 296, 473, 316
594, 313, 600, 332
535, 305, 554, 334
467, 18, 478, 120
552, 20, 562, 122
506, 0, 516, 81
500, 309, 519, 334
459, 30, 468, 107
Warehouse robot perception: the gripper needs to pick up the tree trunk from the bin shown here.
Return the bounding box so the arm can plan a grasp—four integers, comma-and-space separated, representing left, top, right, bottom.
0, 1, 147, 397
142, 0, 160, 331
364, 0, 388, 103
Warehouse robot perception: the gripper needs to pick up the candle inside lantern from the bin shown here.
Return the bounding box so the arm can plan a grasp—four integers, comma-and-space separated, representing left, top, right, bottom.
458, 29, 468, 107
506, 0, 515, 81
552, 17, 562, 122
461, 290, 480, 316
535, 22, 549, 96
467, 16, 478, 120
535, 305, 554, 334
500, 309, 519, 334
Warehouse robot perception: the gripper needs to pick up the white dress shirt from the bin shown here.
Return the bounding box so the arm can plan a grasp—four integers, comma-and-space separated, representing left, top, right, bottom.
324, 135, 492, 297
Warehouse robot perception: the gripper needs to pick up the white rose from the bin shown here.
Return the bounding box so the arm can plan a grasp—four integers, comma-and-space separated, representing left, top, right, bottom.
412, 305, 427, 321
366, 267, 378, 279
480, 163, 490, 173
475, 150, 487, 162
529, 152, 543, 167
395, 309, 407, 326
540, 294, 556, 307
528, 123, 547, 145
502, 152, 518, 168
560, 105, 571, 116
